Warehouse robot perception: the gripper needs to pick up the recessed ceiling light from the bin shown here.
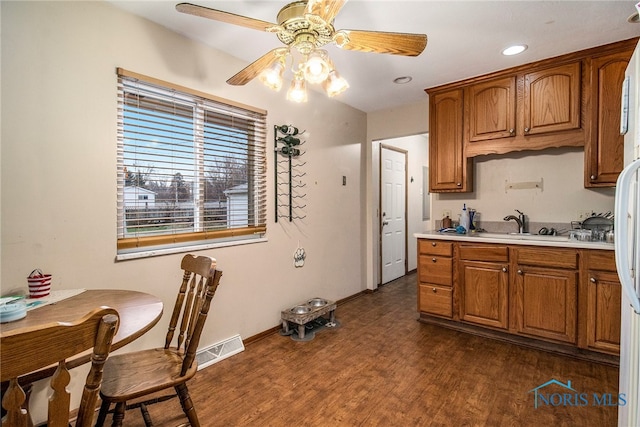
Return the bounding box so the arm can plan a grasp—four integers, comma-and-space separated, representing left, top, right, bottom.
393, 76, 413, 84
502, 44, 528, 56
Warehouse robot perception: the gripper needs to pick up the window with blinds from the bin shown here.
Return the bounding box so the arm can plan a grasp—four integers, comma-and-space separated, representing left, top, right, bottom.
116, 69, 267, 253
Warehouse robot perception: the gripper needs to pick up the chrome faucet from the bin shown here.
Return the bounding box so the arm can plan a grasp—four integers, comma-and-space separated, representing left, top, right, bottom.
503, 209, 527, 234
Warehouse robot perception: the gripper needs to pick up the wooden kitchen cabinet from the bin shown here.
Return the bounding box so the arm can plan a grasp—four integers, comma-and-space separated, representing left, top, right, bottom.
458, 244, 509, 330
465, 76, 517, 143
579, 250, 621, 354
464, 61, 583, 157
512, 247, 578, 344
427, 88, 473, 192
417, 240, 453, 318
427, 38, 639, 188
585, 40, 636, 187
522, 62, 581, 136
417, 238, 620, 362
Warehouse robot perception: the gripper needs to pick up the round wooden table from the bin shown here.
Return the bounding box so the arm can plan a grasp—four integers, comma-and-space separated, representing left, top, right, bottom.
1, 289, 164, 384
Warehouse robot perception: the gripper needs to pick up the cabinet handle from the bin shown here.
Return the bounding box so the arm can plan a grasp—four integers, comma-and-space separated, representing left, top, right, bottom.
590, 277, 597, 283
431, 242, 436, 247
456, 182, 462, 187
502, 267, 508, 272
517, 269, 523, 275
432, 287, 437, 293
509, 128, 515, 136
590, 175, 596, 180
524, 127, 530, 134
432, 258, 437, 262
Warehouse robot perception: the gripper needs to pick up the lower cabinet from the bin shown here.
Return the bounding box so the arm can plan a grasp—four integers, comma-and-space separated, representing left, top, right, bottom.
417, 240, 453, 318
513, 265, 578, 344
513, 247, 578, 344
580, 250, 621, 355
417, 239, 620, 358
458, 244, 509, 329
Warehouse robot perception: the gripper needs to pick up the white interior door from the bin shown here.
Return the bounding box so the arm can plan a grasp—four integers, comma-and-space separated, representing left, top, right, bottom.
381, 146, 406, 284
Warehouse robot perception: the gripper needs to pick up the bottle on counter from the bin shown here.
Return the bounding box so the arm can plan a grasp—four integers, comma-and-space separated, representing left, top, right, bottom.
460, 204, 470, 231
442, 216, 452, 229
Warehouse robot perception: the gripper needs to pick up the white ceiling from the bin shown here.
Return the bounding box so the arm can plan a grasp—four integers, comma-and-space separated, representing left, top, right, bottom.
109, 1, 640, 113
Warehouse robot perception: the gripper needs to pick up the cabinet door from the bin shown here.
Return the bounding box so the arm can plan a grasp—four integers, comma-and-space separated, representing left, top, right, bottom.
585, 50, 632, 187
428, 89, 472, 192
466, 76, 517, 142
459, 261, 509, 329
514, 266, 577, 344
586, 270, 621, 354
522, 62, 581, 136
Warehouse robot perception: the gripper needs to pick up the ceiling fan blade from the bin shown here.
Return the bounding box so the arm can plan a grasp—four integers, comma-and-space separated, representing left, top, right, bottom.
176, 3, 276, 32
305, 0, 348, 23
337, 30, 427, 57
226, 48, 284, 86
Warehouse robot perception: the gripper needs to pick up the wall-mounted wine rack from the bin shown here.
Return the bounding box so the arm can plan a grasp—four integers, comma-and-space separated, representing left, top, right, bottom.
274, 125, 307, 222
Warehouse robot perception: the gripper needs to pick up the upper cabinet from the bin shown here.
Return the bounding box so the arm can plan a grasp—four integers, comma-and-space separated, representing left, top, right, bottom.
466, 76, 517, 142
522, 62, 582, 136
426, 37, 639, 192
585, 42, 636, 187
428, 88, 473, 192
464, 61, 584, 157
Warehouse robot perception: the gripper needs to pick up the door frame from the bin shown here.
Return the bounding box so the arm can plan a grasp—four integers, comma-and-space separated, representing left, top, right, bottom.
379, 144, 408, 284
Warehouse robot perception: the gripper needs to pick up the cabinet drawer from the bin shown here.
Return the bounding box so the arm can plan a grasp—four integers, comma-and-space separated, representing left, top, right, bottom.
418, 240, 453, 257
514, 247, 578, 269
459, 244, 508, 262
419, 284, 452, 318
584, 250, 616, 272
419, 256, 452, 286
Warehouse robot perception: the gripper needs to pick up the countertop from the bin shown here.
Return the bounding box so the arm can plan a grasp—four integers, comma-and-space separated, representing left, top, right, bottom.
414, 231, 614, 250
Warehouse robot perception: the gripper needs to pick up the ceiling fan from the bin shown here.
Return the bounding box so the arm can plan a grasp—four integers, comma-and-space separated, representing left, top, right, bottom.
176, 1, 428, 102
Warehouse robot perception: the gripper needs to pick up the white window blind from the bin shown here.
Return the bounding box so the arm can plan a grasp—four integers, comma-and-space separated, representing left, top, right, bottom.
116, 69, 267, 253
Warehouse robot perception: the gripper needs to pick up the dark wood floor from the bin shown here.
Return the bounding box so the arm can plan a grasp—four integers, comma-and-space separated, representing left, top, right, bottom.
109, 272, 619, 426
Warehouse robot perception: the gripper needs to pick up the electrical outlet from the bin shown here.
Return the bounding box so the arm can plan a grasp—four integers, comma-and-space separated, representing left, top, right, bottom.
442, 209, 452, 219
577, 210, 593, 221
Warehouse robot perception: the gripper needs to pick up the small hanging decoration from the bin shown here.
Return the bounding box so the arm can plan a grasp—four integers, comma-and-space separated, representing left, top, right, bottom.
293, 243, 306, 268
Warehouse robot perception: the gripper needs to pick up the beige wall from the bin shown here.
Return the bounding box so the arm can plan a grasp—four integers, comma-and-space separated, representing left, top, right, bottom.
1, 1, 367, 353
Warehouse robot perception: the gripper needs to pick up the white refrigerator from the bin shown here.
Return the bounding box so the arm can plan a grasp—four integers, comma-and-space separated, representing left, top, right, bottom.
616, 37, 640, 427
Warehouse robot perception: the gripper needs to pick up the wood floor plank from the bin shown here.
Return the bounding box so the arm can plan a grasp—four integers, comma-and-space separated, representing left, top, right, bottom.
104, 272, 618, 426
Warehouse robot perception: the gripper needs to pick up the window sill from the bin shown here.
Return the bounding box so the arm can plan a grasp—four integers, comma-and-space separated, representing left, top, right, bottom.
115, 236, 268, 261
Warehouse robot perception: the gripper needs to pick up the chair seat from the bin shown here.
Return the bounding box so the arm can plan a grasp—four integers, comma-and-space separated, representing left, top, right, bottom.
100, 347, 198, 402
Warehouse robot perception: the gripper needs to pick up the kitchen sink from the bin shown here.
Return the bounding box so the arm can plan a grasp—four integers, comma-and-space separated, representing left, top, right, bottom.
469, 232, 569, 242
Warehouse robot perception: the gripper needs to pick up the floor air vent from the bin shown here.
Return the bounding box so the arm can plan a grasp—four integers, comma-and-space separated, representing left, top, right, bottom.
195, 334, 244, 370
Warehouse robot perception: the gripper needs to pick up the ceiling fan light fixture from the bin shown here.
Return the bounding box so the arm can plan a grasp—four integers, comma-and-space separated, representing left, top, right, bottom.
323, 69, 349, 97
287, 75, 308, 103
259, 59, 285, 91
303, 50, 331, 84
502, 44, 528, 56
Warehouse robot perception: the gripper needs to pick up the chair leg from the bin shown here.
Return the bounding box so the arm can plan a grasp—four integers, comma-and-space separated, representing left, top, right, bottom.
111, 402, 126, 427
95, 399, 110, 427
140, 402, 154, 427
175, 384, 200, 427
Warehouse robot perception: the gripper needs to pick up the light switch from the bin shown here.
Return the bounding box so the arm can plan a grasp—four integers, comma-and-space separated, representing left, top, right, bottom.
342, 176, 346, 186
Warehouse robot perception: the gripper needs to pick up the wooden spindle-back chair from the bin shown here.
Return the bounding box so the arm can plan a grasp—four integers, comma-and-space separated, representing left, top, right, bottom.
0, 307, 119, 427
96, 255, 222, 427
